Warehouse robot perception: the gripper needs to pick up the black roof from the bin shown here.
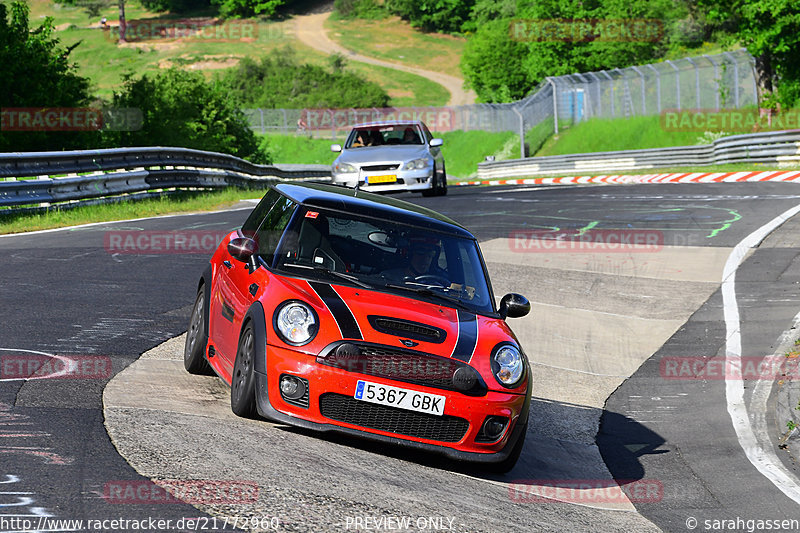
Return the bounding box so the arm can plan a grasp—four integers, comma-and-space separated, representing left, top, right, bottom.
275, 182, 473, 238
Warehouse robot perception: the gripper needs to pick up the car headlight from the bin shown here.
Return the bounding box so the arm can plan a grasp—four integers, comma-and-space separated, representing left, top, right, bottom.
491, 344, 524, 388
274, 301, 318, 346
403, 158, 431, 170
334, 162, 357, 174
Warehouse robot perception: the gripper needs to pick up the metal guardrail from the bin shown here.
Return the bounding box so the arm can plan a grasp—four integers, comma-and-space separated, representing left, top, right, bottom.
477, 130, 800, 179
0, 147, 332, 209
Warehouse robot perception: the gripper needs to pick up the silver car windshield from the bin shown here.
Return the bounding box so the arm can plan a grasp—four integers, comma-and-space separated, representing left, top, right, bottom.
345, 125, 424, 148
273, 207, 494, 315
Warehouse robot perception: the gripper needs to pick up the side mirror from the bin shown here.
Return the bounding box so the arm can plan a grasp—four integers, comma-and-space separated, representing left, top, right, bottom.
499, 293, 530, 319
429, 138, 443, 147
228, 237, 258, 271
331, 144, 342, 152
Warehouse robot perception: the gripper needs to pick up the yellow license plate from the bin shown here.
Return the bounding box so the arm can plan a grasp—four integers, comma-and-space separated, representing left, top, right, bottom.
367, 174, 397, 184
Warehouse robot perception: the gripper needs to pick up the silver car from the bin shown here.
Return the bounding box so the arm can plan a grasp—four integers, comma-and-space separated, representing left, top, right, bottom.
330, 121, 447, 196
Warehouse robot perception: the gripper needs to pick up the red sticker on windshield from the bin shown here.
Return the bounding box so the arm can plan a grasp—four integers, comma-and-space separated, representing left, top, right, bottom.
305, 211, 319, 219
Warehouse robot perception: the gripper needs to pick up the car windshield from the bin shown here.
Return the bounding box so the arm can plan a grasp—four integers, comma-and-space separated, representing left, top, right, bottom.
345, 125, 424, 148
272, 207, 495, 315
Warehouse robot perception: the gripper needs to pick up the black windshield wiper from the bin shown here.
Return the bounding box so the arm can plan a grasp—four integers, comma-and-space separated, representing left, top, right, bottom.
281, 263, 374, 289
384, 283, 474, 312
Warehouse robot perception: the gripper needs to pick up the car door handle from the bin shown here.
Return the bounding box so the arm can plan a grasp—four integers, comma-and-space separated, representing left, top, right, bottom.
223, 260, 232, 269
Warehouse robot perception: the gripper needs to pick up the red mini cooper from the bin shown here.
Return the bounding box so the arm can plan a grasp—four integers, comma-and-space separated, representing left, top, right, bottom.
184, 183, 531, 471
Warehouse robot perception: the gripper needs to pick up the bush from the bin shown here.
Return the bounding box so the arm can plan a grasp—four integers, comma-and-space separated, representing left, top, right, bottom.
211, 0, 285, 18
107, 68, 269, 163
386, 0, 474, 33
220, 49, 390, 108
333, 0, 386, 19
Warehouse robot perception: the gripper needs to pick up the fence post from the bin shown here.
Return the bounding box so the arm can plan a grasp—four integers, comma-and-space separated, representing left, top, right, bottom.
686, 57, 700, 109
601, 71, 614, 117
646, 64, 661, 113
547, 77, 559, 134
666, 60, 680, 110
704, 55, 721, 109
630, 66, 646, 115
588, 72, 602, 117
722, 51, 741, 108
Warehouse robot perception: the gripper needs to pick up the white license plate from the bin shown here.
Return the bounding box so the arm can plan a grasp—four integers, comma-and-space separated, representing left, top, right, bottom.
354, 380, 445, 416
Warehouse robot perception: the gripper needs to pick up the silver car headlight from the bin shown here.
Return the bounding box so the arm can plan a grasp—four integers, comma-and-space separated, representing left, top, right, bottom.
402, 158, 431, 170
334, 162, 357, 174
274, 301, 318, 346
492, 344, 524, 387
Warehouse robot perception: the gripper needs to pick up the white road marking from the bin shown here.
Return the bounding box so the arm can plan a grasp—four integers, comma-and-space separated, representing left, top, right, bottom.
723, 203, 800, 504
0, 206, 252, 239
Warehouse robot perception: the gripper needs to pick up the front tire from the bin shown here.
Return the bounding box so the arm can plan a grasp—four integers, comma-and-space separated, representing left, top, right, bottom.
422, 166, 447, 197
184, 287, 212, 375
231, 323, 258, 418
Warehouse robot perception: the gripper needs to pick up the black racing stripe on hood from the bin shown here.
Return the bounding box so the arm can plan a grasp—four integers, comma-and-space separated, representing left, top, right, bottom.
451, 310, 477, 363
309, 281, 363, 340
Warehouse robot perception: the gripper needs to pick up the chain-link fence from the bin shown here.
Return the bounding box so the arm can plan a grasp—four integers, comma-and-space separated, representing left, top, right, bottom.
245, 49, 757, 156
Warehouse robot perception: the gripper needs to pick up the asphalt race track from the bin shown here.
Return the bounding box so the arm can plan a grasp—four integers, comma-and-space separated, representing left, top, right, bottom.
3, 182, 800, 532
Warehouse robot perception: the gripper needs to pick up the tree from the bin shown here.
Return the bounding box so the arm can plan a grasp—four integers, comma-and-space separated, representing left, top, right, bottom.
699, 0, 800, 107
108, 68, 269, 163
386, 0, 475, 33
0, 1, 96, 151
461, 19, 532, 102
211, 0, 285, 18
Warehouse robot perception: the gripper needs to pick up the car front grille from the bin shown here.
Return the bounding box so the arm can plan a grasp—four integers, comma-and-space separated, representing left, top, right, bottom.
361, 164, 399, 171
319, 393, 469, 443
316, 342, 487, 396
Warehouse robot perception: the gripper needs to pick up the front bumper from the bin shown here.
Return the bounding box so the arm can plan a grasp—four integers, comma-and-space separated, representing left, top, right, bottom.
331, 169, 434, 193
255, 343, 528, 463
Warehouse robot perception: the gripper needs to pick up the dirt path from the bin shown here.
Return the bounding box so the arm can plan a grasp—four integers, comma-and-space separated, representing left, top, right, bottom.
294, 11, 477, 106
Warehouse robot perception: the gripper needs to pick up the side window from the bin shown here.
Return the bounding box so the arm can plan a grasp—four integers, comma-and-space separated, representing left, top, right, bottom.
253, 195, 296, 266
241, 188, 280, 238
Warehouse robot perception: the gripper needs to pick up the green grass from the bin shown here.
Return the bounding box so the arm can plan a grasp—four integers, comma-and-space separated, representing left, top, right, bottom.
325, 15, 466, 79
435, 130, 521, 179
345, 61, 449, 107
263, 134, 339, 165
20, 0, 448, 105
0, 188, 264, 235
534, 115, 709, 156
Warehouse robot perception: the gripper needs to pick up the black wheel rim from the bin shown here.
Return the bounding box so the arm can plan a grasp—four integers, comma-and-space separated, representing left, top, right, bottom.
233, 329, 253, 403
186, 292, 204, 356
